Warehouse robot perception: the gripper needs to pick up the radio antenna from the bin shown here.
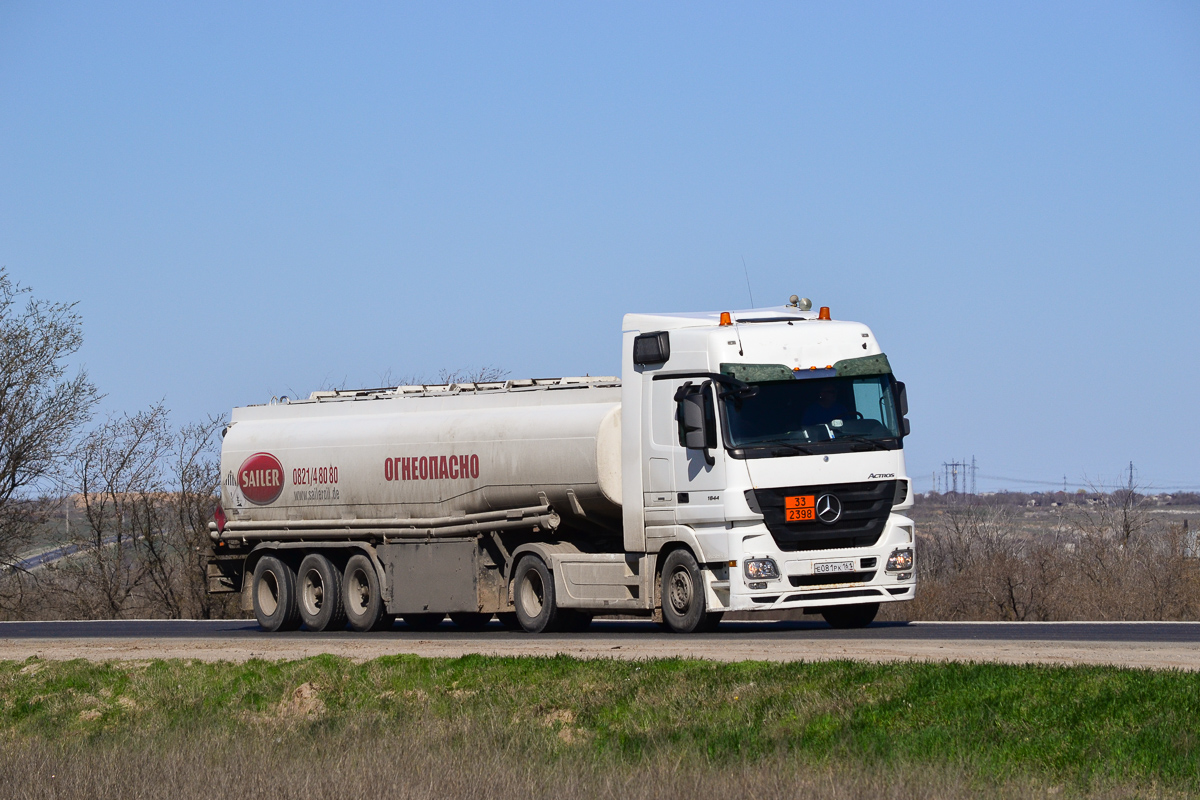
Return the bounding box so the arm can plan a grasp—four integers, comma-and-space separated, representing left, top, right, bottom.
741, 255, 755, 308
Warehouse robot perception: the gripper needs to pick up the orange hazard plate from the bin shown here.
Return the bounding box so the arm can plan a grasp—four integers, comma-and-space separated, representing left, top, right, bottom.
785, 494, 815, 522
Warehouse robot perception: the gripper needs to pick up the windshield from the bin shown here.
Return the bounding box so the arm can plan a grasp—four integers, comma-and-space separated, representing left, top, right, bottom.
721, 374, 901, 450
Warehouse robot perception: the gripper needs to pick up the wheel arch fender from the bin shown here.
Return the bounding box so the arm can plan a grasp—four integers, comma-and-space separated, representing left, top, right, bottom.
650, 525, 709, 567
507, 541, 584, 604
654, 535, 731, 615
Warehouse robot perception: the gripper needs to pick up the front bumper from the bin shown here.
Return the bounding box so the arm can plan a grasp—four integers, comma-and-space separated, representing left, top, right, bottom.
707, 514, 916, 612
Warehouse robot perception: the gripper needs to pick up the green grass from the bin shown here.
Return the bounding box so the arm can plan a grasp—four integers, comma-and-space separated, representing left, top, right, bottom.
1, 656, 1197, 796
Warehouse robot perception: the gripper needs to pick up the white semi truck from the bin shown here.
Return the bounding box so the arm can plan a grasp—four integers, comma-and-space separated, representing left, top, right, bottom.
208, 299, 915, 633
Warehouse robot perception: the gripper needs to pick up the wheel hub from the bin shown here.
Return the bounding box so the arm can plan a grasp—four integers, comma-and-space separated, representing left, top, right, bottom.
668, 567, 692, 613
303, 572, 324, 614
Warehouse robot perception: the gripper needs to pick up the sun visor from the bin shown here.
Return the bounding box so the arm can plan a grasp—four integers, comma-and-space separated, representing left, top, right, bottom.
719, 363, 795, 382
833, 353, 892, 377
721, 354, 891, 382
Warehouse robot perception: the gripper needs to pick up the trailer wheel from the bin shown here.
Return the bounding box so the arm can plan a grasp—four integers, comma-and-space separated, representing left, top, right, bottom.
252, 556, 302, 632
821, 603, 879, 629
512, 556, 561, 634
342, 554, 386, 632
449, 613, 492, 631
297, 554, 347, 632
660, 549, 708, 634
403, 613, 444, 631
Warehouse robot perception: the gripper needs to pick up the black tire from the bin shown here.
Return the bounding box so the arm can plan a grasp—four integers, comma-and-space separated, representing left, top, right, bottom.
512, 556, 561, 634
342, 554, 386, 632
297, 553, 347, 632
252, 556, 302, 632
496, 612, 522, 631
403, 613, 445, 631
449, 612, 492, 631
821, 603, 879, 629
660, 549, 707, 633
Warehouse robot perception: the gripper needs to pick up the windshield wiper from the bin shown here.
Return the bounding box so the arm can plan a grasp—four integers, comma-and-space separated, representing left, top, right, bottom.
832, 433, 892, 451
740, 440, 814, 455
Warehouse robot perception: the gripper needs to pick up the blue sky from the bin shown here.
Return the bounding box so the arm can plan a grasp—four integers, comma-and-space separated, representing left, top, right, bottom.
2, 2, 1197, 492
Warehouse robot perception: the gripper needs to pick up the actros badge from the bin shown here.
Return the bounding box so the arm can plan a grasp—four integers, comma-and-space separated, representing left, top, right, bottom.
815, 493, 843, 524
238, 452, 285, 505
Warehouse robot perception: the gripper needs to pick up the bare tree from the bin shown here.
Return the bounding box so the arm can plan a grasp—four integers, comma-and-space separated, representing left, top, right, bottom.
377, 366, 511, 387
140, 416, 226, 619
438, 366, 510, 384
0, 269, 99, 569
900, 499, 1064, 621
60, 405, 172, 619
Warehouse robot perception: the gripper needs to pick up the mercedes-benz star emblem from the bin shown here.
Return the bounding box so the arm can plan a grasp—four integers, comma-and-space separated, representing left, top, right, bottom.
815, 493, 843, 524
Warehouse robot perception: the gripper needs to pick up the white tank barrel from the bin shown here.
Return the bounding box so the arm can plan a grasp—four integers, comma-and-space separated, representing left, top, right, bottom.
217, 378, 622, 539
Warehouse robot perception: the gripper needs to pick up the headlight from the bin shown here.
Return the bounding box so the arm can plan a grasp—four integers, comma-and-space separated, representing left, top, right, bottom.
886, 548, 913, 572
744, 558, 780, 581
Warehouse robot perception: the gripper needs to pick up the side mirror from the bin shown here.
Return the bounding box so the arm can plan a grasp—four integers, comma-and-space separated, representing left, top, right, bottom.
633, 331, 670, 366
675, 382, 717, 465
896, 381, 910, 437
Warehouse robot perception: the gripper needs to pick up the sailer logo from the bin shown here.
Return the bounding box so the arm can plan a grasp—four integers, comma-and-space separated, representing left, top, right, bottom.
238, 452, 285, 505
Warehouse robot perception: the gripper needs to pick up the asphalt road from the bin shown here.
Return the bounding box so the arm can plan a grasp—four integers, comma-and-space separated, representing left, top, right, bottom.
3, 618, 1199, 643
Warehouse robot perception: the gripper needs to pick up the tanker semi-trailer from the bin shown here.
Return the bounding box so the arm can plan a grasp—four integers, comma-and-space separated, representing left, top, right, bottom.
207, 300, 916, 633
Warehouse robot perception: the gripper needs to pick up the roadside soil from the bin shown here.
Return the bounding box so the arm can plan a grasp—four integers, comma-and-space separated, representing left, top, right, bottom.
3, 635, 1197, 670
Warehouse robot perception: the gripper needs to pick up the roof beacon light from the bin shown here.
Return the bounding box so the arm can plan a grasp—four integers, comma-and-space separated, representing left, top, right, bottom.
818, 306, 831, 320
719, 312, 733, 326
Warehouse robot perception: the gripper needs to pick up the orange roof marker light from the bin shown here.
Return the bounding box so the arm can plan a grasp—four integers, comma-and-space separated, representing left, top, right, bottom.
719, 312, 733, 326
818, 306, 831, 320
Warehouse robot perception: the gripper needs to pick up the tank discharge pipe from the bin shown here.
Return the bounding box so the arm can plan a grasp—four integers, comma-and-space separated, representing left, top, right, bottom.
208, 504, 560, 542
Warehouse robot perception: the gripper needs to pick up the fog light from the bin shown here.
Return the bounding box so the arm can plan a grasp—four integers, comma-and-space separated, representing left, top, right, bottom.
748, 581, 767, 590
886, 548, 913, 572
744, 558, 780, 581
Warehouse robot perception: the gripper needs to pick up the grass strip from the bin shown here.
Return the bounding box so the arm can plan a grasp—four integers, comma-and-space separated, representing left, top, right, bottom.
1, 655, 1196, 794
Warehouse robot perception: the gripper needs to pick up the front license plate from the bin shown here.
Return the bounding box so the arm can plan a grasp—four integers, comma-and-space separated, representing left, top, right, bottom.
814, 561, 854, 574
785, 494, 815, 522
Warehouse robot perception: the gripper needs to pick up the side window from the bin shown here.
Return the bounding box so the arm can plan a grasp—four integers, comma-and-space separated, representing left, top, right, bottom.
850, 378, 897, 433
852, 380, 884, 424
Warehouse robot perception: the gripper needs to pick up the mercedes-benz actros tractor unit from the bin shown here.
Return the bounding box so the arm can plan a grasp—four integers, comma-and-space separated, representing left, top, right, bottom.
207, 299, 915, 633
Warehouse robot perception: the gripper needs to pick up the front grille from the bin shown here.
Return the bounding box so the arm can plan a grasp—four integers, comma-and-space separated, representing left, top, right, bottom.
789, 571, 875, 587
746, 480, 899, 552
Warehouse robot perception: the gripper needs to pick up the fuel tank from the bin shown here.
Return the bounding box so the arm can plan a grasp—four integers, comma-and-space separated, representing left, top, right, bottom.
218, 378, 623, 533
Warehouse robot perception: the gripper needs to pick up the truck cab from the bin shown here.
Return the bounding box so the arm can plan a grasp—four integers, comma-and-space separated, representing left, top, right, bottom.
620, 304, 915, 627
